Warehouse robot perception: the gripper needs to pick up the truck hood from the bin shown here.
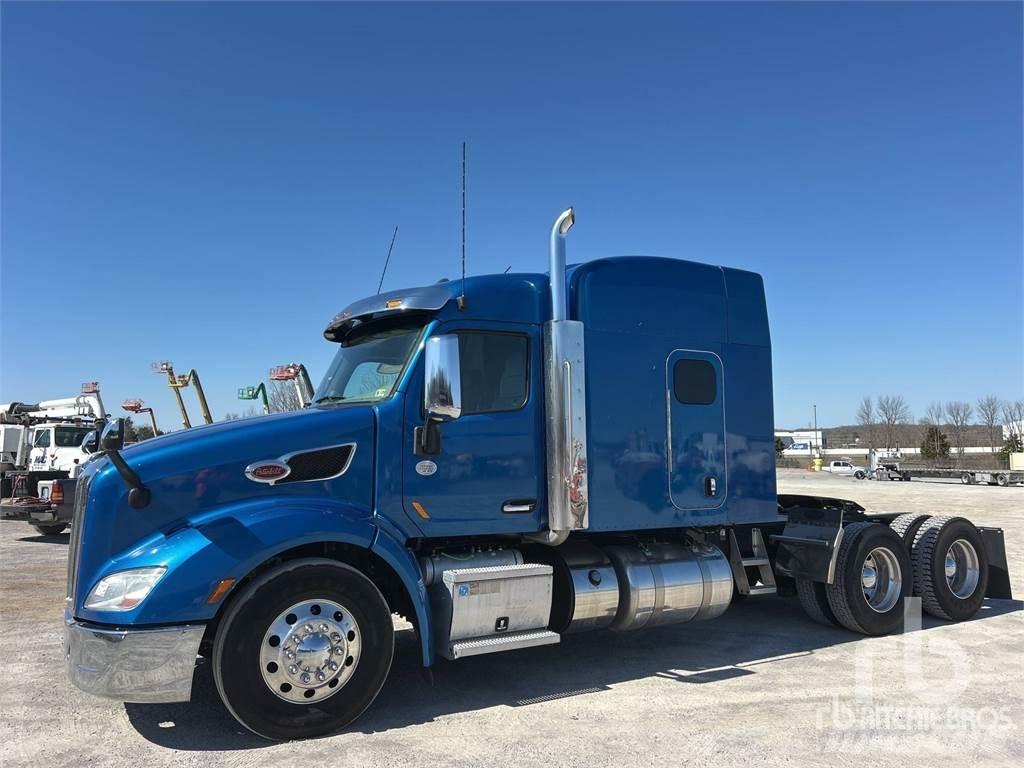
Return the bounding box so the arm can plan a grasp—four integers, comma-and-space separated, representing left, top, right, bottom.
75, 405, 376, 601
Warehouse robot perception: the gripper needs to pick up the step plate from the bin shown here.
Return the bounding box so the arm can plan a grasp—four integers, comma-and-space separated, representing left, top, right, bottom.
449, 630, 560, 660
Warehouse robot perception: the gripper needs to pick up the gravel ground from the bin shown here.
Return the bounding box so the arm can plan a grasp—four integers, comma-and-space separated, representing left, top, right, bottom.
1, 469, 1021, 767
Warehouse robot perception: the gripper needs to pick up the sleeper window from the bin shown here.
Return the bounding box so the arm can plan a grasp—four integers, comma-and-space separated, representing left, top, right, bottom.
673, 359, 717, 405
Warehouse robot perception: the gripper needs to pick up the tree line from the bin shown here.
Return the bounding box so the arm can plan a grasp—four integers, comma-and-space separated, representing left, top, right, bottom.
855, 395, 1024, 457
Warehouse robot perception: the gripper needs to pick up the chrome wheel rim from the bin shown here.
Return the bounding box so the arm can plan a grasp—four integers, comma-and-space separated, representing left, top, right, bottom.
861, 547, 902, 613
260, 599, 361, 704
944, 539, 980, 599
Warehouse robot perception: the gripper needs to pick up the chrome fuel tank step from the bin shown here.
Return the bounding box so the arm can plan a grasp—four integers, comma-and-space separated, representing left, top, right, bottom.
449, 629, 560, 660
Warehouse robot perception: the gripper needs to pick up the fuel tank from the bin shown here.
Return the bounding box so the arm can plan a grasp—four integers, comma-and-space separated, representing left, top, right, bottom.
603, 542, 733, 630
536, 540, 734, 633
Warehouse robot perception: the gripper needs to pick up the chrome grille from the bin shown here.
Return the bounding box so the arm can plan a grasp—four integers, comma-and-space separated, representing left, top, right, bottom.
66, 473, 91, 602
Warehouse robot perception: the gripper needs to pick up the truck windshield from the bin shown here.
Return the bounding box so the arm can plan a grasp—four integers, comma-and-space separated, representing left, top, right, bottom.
313, 322, 425, 405
55, 426, 92, 447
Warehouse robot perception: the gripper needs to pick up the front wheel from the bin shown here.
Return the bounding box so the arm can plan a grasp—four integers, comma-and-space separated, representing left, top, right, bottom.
31, 523, 67, 535
213, 558, 394, 741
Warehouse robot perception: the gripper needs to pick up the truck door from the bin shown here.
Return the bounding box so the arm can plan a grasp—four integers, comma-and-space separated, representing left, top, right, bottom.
403, 324, 544, 537
666, 350, 727, 512
30, 428, 52, 469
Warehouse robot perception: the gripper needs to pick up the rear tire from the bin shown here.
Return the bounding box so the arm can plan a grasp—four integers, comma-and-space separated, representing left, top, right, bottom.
996, 474, 1009, 487
911, 517, 988, 621
213, 558, 394, 741
889, 513, 931, 556
31, 523, 67, 535
960, 473, 972, 485
826, 522, 911, 635
796, 578, 839, 627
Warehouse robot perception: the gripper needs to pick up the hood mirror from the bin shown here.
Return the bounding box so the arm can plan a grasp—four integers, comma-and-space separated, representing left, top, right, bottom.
99, 417, 150, 509
81, 430, 99, 454
101, 418, 126, 452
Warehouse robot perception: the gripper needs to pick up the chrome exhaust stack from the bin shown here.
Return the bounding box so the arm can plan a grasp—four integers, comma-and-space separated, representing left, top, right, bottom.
528, 208, 589, 546
549, 208, 575, 322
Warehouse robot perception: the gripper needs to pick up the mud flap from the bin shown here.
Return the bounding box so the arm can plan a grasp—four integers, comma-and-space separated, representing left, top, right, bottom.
978, 527, 1013, 599
770, 507, 844, 584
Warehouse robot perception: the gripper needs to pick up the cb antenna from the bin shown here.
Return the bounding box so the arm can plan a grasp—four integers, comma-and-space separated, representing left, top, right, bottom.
458, 141, 467, 310
376, 225, 399, 294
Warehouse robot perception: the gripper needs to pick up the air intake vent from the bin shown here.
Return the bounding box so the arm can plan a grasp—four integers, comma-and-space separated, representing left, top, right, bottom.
279, 444, 355, 484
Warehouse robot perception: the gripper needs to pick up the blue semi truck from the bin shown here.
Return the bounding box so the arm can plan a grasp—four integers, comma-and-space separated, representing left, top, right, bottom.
64, 209, 1011, 740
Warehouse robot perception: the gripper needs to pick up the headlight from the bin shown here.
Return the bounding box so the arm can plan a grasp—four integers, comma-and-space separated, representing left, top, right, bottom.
84, 567, 166, 611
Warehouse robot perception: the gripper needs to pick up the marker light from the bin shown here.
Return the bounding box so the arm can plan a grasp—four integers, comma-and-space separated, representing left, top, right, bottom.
85, 567, 167, 611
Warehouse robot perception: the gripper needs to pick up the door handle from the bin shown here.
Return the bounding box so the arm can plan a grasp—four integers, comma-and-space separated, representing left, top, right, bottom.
502, 499, 536, 514
704, 477, 718, 497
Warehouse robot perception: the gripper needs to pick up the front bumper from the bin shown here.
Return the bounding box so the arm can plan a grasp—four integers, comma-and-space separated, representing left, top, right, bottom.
64, 612, 204, 703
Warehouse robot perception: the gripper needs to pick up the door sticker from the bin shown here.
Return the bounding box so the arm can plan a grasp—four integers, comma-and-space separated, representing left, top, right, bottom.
415, 460, 438, 476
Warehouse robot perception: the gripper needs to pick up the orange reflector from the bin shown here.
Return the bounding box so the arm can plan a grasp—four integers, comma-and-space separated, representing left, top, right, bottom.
411, 501, 430, 519
207, 578, 236, 604
385, 298, 402, 309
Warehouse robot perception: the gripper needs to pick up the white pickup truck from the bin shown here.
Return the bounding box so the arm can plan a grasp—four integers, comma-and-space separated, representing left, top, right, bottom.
824, 458, 868, 479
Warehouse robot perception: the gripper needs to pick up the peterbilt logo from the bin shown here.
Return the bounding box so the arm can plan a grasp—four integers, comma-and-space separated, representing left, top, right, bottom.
244, 461, 291, 484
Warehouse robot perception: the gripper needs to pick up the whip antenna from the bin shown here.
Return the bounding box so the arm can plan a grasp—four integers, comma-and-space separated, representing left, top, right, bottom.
376, 225, 399, 294
458, 141, 467, 310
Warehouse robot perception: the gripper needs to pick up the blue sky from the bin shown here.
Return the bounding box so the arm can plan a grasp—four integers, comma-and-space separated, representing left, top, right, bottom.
2, 1, 1021, 429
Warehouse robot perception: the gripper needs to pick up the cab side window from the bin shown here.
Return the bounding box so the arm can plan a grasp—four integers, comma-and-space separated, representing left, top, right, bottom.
33, 430, 51, 448
458, 332, 529, 414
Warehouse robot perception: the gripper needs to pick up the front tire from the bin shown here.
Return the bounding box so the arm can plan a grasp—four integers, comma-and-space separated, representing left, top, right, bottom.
213, 558, 394, 741
31, 523, 67, 535
826, 522, 911, 635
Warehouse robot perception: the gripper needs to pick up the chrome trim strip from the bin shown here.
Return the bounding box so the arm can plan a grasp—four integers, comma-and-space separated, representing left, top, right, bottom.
64, 613, 204, 703
66, 473, 91, 602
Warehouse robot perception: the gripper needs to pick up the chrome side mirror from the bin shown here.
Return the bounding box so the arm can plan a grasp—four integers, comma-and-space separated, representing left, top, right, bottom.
423, 335, 462, 422
81, 430, 99, 454
417, 335, 462, 456
100, 418, 126, 452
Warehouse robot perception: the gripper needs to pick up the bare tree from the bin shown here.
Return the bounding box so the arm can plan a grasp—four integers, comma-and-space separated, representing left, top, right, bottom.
268, 381, 303, 413
976, 395, 1002, 453
856, 396, 876, 448
945, 401, 974, 463
922, 402, 947, 460
1002, 399, 1024, 450
877, 395, 911, 451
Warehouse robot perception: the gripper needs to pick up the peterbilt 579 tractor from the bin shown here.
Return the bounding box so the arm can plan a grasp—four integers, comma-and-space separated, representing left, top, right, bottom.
64, 209, 1011, 740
